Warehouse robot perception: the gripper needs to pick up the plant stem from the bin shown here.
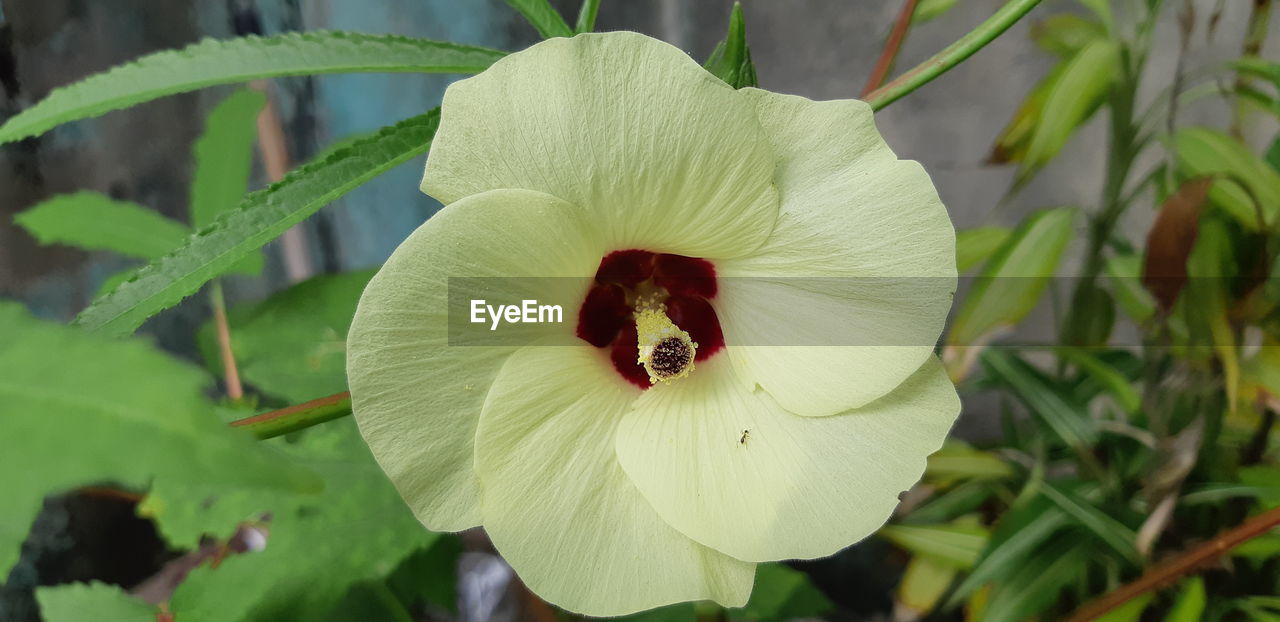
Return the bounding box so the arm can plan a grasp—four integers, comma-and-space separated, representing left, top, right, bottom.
1064, 505, 1280, 622
229, 391, 351, 439
864, 0, 1044, 111
861, 0, 920, 97
208, 280, 243, 401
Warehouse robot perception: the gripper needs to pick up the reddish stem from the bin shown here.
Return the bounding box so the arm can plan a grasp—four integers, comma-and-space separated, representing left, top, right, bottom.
861, 0, 920, 97
1065, 506, 1280, 621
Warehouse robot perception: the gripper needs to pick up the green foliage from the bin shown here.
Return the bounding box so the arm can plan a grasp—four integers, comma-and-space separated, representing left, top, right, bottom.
913, 0, 958, 24
153, 421, 439, 622
704, 3, 758, 89
955, 226, 1012, 273
0, 302, 318, 575
36, 582, 155, 622
1167, 577, 1207, 622
1021, 39, 1117, 177
0, 32, 502, 145
15, 192, 189, 259
191, 89, 266, 229
948, 207, 1076, 346
198, 271, 374, 403
1172, 127, 1280, 230
879, 521, 989, 569
575, 0, 602, 33
736, 564, 833, 621
74, 110, 440, 337
504, 0, 575, 39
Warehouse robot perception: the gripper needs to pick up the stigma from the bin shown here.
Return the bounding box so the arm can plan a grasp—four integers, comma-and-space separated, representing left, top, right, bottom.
634, 295, 697, 384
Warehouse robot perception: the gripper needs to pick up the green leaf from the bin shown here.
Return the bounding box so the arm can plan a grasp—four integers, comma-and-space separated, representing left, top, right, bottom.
949, 207, 1076, 345
616, 604, 696, 622
879, 522, 990, 569
956, 226, 1012, 273
1092, 593, 1152, 622
980, 350, 1098, 450
896, 555, 956, 616
0, 302, 317, 575
191, 89, 265, 228
36, 582, 155, 622
14, 192, 189, 259
736, 564, 833, 621
704, 3, 758, 89
385, 536, 464, 614
913, 0, 958, 24
946, 498, 1071, 607
504, 0, 574, 38
989, 60, 1066, 165
1233, 58, 1280, 91
925, 440, 1014, 482
575, 0, 602, 33
1103, 253, 1157, 323
1172, 127, 1280, 230
904, 481, 996, 524
1021, 39, 1117, 173
1056, 347, 1141, 413
1031, 14, 1105, 56
0, 32, 502, 145
74, 110, 439, 337
1167, 577, 1207, 622
1040, 482, 1140, 564
979, 532, 1089, 622
198, 270, 374, 403
157, 421, 438, 621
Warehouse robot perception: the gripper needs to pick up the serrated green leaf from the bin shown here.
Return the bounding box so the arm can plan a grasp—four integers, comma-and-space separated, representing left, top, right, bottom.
956, 226, 1012, 273
575, 0, 602, 33
74, 110, 439, 337
0, 32, 501, 145
1040, 482, 1139, 564
158, 421, 438, 622
191, 89, 265, 228
704, 3, 758, 89
1172, 127, 1280, 231
981, 350, 1098, 450
198, 270, 374, 402
0, 302, 318, 575
879, 522, 989, 569
36, 582, 154, 622
913, 0, 958, 24
948, 208, 1076, 345
504, 0, 574, 38
14, 192, 189, 259
1167, 577, 1206, 622
1021, 39, 1117, 174
737, 564, 833, 621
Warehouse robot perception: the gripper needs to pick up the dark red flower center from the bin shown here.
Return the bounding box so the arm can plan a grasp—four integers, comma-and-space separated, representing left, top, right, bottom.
576, 250, 724, 388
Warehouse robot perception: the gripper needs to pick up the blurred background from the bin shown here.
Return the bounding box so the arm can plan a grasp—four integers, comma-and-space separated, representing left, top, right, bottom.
2, 1, 1279, 621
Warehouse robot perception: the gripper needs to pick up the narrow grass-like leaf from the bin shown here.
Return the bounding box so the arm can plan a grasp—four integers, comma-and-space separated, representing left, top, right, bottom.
704, 3, 758, 89
1040, 482, 1139, 564
1056, 347, 1141, 413
1166, 577, 1206, 622
1172, 127, 1280, 230
575, 0, 602, 33
15, 192, 189, 259
945, 502, 1071, 607
0, 32, 502, 145
504, 0, 574, 38
75, 110, 440, 337
980, 350, 1097, 450
879, 523, 990, 569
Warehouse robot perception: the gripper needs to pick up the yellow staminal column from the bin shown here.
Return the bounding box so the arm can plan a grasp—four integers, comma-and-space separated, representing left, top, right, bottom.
634, 295, 698, 384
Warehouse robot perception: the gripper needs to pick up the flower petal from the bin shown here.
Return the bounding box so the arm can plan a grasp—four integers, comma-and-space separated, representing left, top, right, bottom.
423, 32, 778, 259
476, 346, 754, 616
616, 356, 959, 563
347, 188, 602, 531
715, 89, 956, 415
